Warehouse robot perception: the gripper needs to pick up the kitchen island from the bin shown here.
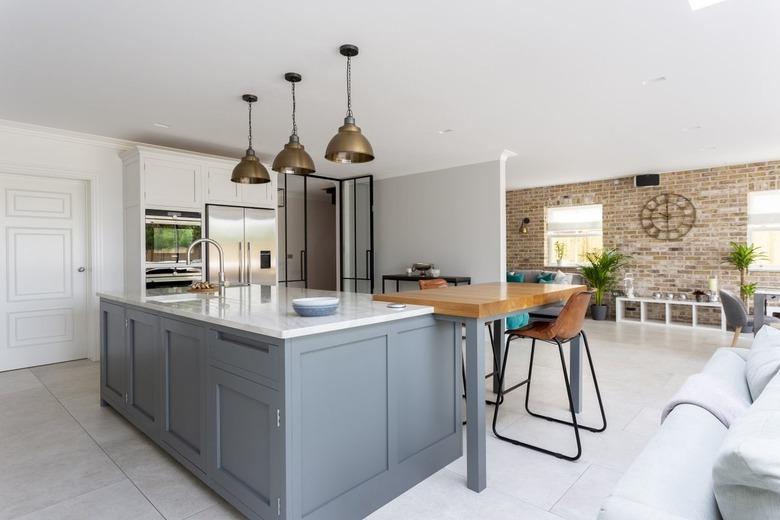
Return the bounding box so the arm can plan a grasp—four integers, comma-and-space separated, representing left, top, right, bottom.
99, 285, 461, 520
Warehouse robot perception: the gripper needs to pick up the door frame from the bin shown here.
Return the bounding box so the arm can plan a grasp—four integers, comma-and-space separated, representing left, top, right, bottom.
0, 162, 101, 362
278, 173, 374, 293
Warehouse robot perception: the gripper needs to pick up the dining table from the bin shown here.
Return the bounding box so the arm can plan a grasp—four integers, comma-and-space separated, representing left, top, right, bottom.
374, 281, 587, 492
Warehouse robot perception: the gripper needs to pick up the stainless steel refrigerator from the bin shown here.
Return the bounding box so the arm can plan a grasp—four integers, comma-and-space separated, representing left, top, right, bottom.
205, 205, 276, 285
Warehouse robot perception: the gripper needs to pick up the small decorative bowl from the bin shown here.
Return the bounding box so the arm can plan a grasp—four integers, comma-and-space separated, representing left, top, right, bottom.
292, 297, 339, 317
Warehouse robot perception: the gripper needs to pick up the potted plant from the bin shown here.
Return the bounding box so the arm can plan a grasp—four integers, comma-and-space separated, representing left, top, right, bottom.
580, 248, 631, 320
554, 241, 566, 267
725, 242, 767, 305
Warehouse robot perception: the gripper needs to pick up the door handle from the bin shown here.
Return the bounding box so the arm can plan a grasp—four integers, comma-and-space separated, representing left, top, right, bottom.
238, 242, 243, 284
246, 242, 252, 284
77, 266, 86, 273
300, 250, 307, 282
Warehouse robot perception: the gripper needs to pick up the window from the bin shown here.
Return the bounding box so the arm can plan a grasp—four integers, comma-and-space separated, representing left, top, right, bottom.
748, 190, 780, 270
545, 204, 603, 266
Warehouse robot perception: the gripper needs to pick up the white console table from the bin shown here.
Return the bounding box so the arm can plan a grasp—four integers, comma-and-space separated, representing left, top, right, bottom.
615, 296, 726, 331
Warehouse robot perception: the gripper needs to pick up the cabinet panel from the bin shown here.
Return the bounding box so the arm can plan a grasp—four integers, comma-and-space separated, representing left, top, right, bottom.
206, 166, 240, 205
144, 157, 202, 208
161, 317, 207, 471
240, 170, 276, 208
207, 366, 281, 519
100, 302, 126, 409
126, 309, 160, 436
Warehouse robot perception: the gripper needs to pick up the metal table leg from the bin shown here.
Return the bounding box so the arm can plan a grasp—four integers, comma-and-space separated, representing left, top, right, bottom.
491, 319, 504, 393
569, 334, 583, 413
396, 280, 400, 292
464, 318, 486, 492
755, 293, 766, 332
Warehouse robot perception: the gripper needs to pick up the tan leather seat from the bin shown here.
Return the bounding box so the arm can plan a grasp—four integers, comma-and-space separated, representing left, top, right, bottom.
418, 278, 448, 290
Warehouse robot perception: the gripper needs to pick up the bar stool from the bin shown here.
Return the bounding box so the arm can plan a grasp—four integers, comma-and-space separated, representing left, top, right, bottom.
491, 291, 606, 461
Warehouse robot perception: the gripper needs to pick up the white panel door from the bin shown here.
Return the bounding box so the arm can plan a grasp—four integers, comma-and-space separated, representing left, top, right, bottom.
0, 174, 89, 371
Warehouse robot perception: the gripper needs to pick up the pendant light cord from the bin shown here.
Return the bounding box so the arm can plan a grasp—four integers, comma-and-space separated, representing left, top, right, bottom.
346, 56, 353, 118
291, 81, 298, 137
247, 101, 254, 150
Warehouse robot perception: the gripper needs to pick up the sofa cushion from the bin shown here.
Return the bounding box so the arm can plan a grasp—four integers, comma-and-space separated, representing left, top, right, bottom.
712, 370, 780, 519
506, 271, 525, 283
537, 271, 555, 283
746, 325, 780, 401
554, 270, 574, 284
700, 348, 752, 407
599, 404, 727, 520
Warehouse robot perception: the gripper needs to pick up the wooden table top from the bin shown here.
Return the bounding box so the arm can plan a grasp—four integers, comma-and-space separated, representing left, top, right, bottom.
373, 282, 587, 319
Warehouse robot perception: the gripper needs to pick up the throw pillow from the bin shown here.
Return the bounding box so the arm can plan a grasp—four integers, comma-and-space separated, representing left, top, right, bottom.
554, 270, 573, 284
712, 374, 780, 519
506, 272, 525, 283
746, 325, 780, 401
536, 272, 555, 283
506, 312, 529, 331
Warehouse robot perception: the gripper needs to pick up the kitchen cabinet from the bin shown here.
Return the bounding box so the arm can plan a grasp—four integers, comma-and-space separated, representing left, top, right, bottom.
206, 166, 240, 204
100, 301, 127, 410
240, 172, 276, 208
126, 309, 161, 436
160, 317, 207, 472
207, 365, 283, 519
143, 157, 202, 209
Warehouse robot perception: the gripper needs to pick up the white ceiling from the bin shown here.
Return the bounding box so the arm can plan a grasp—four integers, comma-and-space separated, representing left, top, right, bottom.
1, 0, 779, 189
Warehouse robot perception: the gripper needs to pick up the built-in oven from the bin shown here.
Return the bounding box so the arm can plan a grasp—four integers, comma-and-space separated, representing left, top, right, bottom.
145, 209, 203, 288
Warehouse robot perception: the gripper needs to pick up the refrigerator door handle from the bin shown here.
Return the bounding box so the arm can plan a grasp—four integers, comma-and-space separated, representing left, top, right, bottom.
246, 242, 252, 284
238, 242, 243, 284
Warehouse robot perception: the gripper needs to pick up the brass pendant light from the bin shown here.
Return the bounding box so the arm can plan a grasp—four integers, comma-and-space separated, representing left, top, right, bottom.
272, 73, 315, 175
324, 44, 374, 164
231, 94, 271, 184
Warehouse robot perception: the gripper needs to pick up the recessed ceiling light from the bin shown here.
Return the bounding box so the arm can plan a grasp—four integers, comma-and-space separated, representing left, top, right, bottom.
689, 0, 727, 11
152, 122, 171, 129
682, 125, 702, 132
437, 129, 454, 134
641, 76, 667, 86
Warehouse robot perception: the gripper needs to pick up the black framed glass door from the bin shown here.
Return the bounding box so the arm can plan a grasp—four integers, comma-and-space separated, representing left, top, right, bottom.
278, 173, 373, 293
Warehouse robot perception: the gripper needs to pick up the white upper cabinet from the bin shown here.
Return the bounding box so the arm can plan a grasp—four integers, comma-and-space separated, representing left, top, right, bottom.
240, 173, 276, 208
205, 166, 240, 204
143, 157, 202, 209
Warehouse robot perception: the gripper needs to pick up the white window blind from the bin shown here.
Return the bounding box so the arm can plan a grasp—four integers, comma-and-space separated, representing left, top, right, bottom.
748, 190, 780, 270
545, 204, 603, 266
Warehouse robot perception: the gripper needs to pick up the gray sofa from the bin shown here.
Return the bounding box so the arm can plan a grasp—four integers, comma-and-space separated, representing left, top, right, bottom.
507, 269, 585, 318
600, 333, 780, 520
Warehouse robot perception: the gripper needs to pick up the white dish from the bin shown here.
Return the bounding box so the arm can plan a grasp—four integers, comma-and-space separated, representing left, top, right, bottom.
291, 297, 340, 307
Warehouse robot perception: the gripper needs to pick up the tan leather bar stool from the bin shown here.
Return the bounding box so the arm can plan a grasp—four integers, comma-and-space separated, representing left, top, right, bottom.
491, 291, 607, 461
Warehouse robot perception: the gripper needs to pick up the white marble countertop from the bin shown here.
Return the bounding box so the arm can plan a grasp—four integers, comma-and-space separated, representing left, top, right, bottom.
98, 285, 433, 339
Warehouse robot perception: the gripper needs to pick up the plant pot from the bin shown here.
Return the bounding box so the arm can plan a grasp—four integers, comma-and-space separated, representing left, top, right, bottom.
590, 304, 608, 320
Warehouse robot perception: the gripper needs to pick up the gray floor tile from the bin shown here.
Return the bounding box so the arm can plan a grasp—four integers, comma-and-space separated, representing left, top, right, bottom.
551, 464, 623, 520
0, 369, 42, 397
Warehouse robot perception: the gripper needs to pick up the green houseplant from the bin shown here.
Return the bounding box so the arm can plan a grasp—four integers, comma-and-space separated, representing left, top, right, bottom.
580, 248, 631, 320
554, 241, 566, 266
725, 242, 767, 304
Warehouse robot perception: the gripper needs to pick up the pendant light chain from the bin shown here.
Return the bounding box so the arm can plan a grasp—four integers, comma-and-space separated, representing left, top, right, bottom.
291, 81, 298, 137
247, 101, 254, 150
346, 55, 353, 118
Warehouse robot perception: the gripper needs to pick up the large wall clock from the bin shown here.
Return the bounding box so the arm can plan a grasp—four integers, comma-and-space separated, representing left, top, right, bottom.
640, 193, 696, 240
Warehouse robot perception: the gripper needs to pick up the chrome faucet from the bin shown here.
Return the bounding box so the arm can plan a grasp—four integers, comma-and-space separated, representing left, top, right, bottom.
187, 238, 225, 286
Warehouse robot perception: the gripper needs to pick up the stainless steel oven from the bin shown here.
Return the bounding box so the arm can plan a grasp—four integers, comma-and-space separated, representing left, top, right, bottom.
145, 209, 203, 287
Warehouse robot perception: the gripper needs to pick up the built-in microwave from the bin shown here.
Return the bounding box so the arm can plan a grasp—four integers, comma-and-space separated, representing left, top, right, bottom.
145, 209, 203, 287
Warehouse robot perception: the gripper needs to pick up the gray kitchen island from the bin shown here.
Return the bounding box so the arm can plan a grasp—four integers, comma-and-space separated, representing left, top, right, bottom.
99, 285, 461, 520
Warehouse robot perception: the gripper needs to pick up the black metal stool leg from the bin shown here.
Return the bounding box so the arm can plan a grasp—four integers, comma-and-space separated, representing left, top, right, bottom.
493, 337, 582, 461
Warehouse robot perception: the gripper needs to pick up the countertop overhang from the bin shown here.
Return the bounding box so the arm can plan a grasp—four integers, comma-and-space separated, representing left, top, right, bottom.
98, 285, 433, 339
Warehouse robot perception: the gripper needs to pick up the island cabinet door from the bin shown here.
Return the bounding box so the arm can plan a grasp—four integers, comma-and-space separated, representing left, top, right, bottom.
125, 309, 161, 438
160, 317, 207, 472
206, 365, 283, 519
100, 301, 127, 410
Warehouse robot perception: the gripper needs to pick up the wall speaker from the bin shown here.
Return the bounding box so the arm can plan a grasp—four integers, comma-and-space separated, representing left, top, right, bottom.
634, 174, 660, 187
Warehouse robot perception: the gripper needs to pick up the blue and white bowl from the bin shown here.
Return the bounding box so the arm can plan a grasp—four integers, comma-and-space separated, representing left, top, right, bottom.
292, 297, 340, 317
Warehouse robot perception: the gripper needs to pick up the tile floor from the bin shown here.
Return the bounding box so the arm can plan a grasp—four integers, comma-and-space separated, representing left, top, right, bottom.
0, 320, 746, 519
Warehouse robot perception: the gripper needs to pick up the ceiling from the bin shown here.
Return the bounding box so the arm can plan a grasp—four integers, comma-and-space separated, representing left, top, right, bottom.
1, 0, 779, 189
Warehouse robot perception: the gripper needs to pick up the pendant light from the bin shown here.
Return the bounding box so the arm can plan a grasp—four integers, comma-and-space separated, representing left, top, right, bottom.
231, 94, 271, 184
325, 44, 374, 164
272, 73, 315, 175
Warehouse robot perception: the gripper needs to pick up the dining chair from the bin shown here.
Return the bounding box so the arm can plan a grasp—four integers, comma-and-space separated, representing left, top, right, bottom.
720, 289, 780, 346
492, 291, 606, 461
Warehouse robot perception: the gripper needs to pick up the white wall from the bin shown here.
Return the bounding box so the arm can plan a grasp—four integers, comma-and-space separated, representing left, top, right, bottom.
374, 160, 504, 290
0, 120, 129, 359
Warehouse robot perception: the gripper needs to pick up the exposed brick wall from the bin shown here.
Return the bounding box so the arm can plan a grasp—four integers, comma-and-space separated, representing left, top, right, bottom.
506, 160, 780, 322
